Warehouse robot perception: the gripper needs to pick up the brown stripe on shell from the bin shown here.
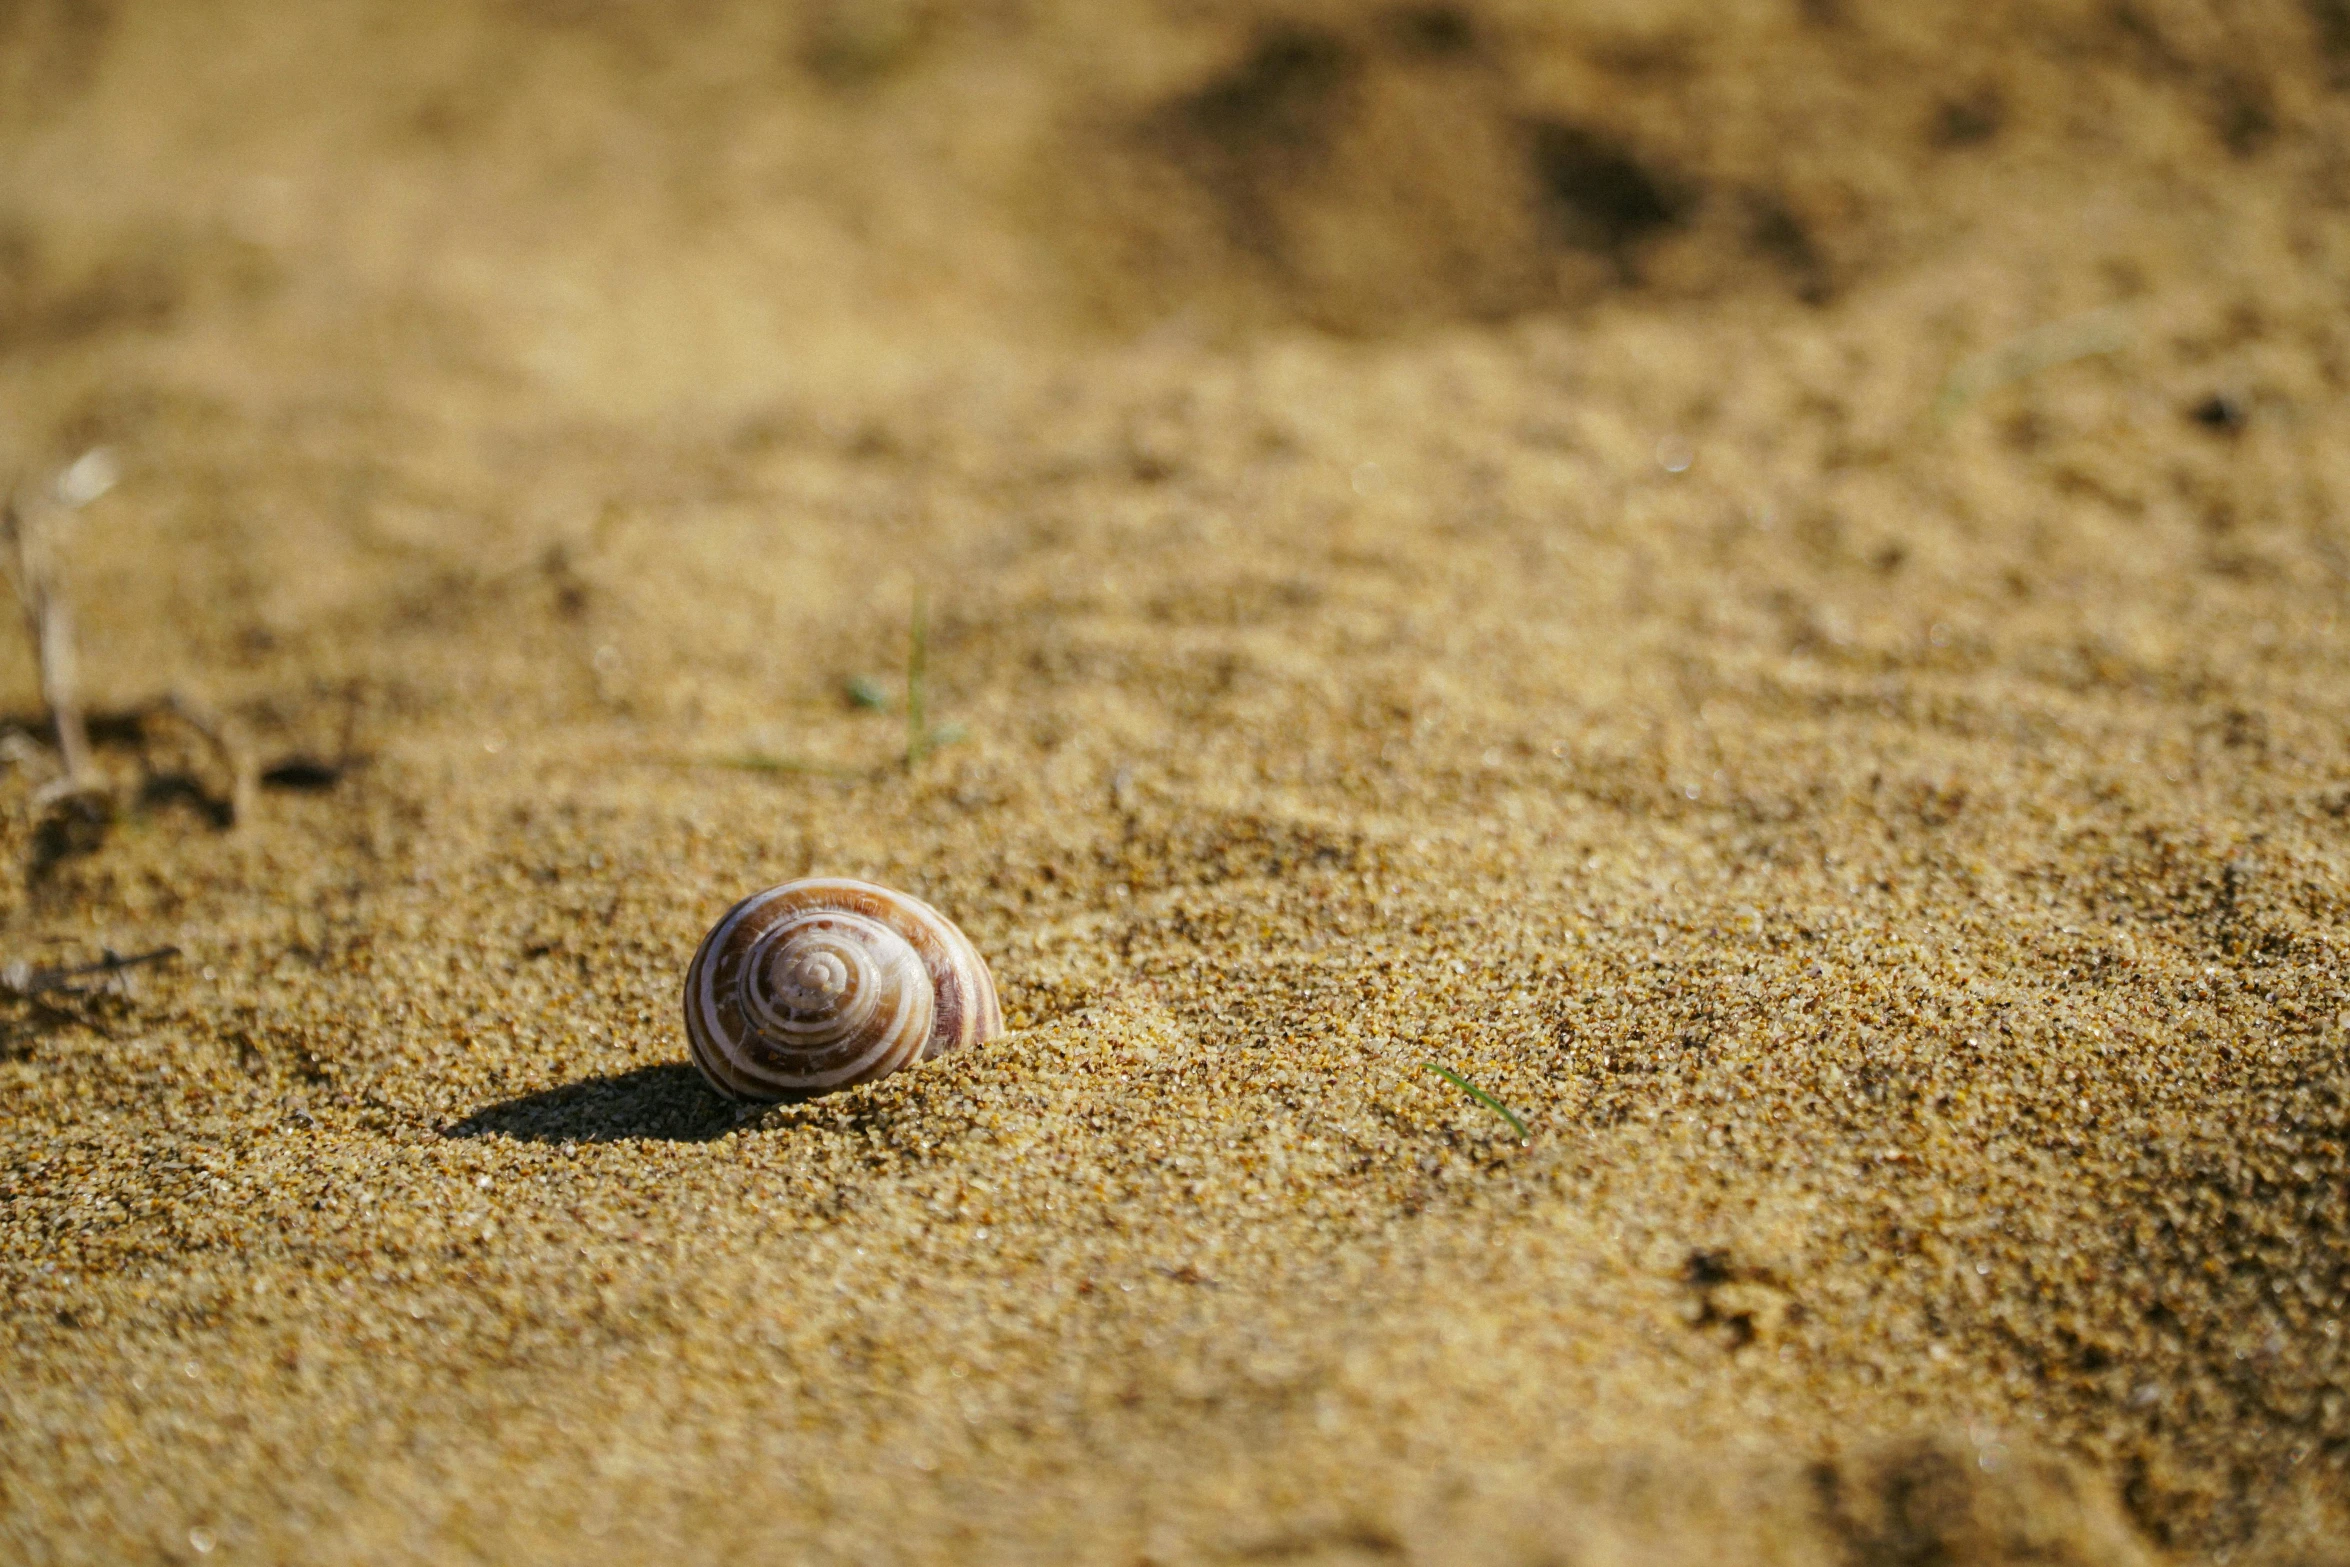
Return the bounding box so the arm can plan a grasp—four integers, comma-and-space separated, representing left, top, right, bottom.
681, 877, 1004, 1101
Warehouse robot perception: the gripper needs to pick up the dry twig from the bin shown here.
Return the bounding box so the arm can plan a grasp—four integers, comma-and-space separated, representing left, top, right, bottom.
155, 691, 259, 826
3, 454, 260, 833
0, 944, 179, 999
0, 481, 94, 791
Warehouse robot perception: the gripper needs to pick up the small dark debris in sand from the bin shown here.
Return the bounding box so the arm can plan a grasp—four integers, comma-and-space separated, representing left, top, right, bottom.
260, 755, 348, 791
2190, 392, 2247, 432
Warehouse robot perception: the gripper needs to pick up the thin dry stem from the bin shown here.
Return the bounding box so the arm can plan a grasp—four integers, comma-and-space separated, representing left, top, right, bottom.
157, 690, 259, 826
0, 484, 92, 788
0, 944, 179, 999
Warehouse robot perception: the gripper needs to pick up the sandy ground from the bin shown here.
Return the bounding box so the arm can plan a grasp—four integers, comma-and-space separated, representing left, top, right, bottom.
4, 1, 2350, 1562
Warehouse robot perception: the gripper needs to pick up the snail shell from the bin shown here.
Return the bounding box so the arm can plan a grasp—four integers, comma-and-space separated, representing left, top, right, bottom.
682, 877, 1003, 1100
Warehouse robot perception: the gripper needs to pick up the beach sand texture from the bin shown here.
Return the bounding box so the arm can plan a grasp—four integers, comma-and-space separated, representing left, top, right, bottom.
3, 2, 2349, 1562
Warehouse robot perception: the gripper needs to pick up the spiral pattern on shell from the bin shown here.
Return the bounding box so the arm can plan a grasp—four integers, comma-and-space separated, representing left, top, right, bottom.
682, 877, 1003, 1100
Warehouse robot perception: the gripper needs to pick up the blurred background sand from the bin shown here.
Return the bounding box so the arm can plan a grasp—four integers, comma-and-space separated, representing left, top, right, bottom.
3, 2, 2350, 1562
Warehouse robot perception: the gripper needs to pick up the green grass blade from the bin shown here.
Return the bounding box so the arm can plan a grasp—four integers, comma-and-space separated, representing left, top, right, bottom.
1421, 1062, 1531, 1145
905, 586, 929, 768
704, 753, 862, 779
1934, 306, 2133, 423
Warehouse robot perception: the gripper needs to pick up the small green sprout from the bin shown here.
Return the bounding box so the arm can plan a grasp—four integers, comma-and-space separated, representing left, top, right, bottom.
901, 587, 963, 769
831, 593, 965, 770
1422, 1062, 1530, 1146
1934, 307, 2133, 424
